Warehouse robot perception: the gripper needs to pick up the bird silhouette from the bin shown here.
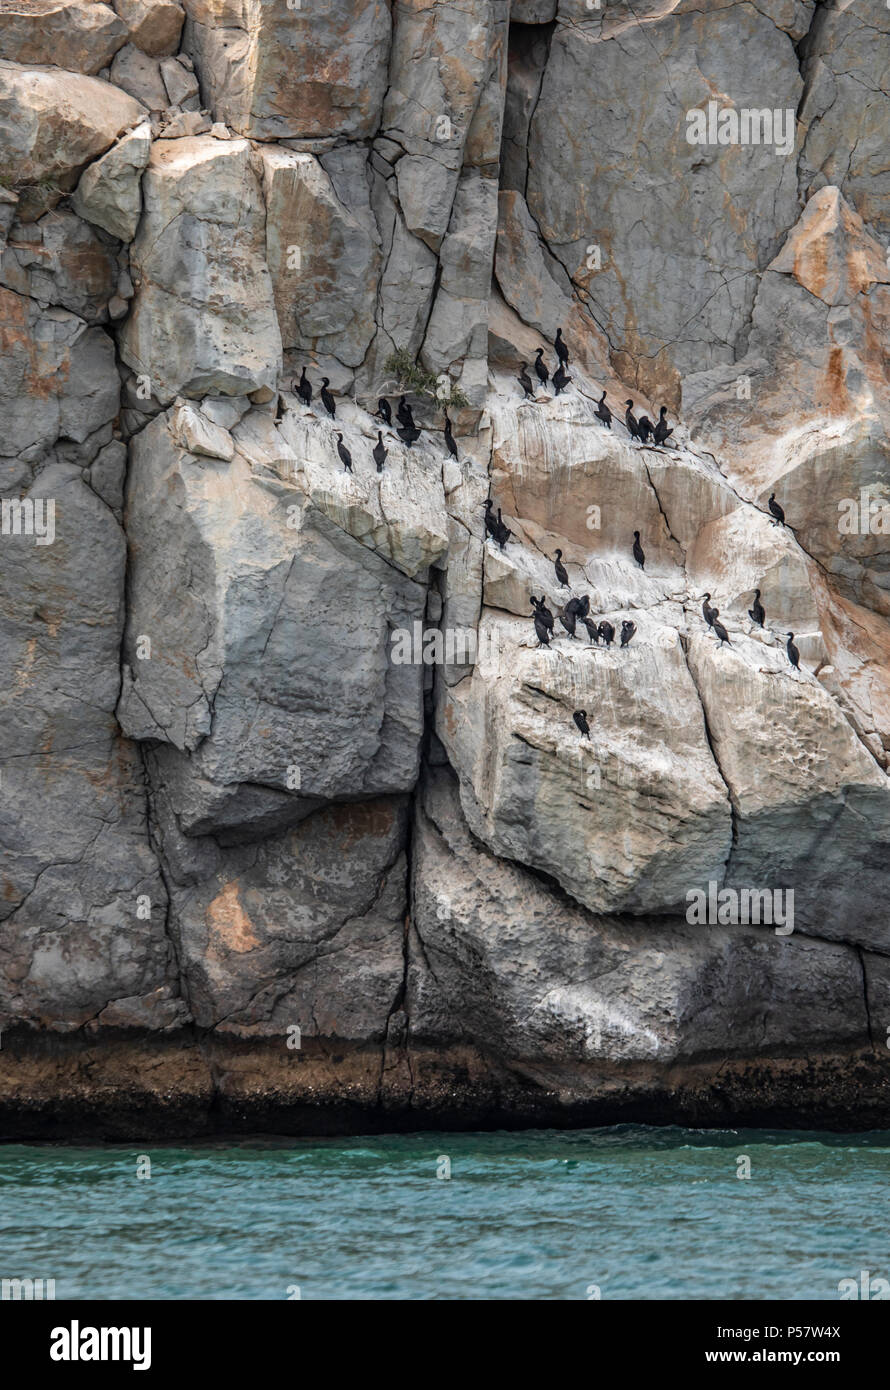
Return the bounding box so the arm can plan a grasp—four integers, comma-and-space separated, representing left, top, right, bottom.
335, 432, 353, 472
748, 589, 765, 627
573, 709, 591, 739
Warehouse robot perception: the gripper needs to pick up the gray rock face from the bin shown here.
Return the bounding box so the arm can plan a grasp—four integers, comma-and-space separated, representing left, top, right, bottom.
72, 121, 152, 241
0, 60, 145, 219
4, 0, 890, 1133
119, 136, 281, 401
182, 0, 391, 140
0, 0, 127, 75
410, 768, 867, 1066
0, 464, 173, 1031
526, 3, 803, 400
117, 403, 441, 837
159, 796, 409, 1035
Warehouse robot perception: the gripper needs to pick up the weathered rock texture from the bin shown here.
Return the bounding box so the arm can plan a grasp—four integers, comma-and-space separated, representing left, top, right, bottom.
3, 0, 890, 1138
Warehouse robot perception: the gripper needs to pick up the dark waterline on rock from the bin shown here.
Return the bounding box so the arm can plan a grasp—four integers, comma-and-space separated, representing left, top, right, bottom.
2, 1126, 888, 1300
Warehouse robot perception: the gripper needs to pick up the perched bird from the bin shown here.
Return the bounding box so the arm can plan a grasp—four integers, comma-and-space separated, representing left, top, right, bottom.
296, 366, 312, 407
397, 395, 415, 429
553, 549, 569, 586
443, 412, 458, 459
786, 632, 800, 669
711, 610, 731, 646
533, 608, 551, 647
598, 619, 615, 647
335, 432, 353, 472
483, 499, 498, 540
653, 405, 673, 446
573, 709, 591, 740
581, 615, 599, 643
533, 348, 549, 387
620, 620, 637, 647
632, 531, 645, 569
559, 604, 579, 639
748, 589, 765, 627
637, 414, 654, 443
701, 593, 717, 629
518, 363, 535, 399
625, 400, 642, 441
768, 493, 786, 526
552, 365, 572, 396
320, 378, 336, 418
595, 391, 612, 428
494, 508, 512, 551
554, 327, 569, 368
373, 431, 388, 473
374, 397, 392, 427
397, 425, 421, 448
565, 595, 590, 620
530, 595, 554, 633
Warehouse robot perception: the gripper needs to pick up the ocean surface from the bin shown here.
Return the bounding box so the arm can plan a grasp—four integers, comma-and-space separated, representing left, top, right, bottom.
1, 1126, 888, 1300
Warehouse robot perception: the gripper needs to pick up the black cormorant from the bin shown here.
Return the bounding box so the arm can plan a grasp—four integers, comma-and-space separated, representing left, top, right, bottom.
494, 508, 512, 550
625, 401, 642, 441
552, 365, 572, 395
518, 364, 535, 399
484, 499, 498, 540
375, 397, 392, 427
702, 593, 716, 628
573, 709, 591, 739
335, 432, 353, 472
443, 412, 458, 459
786, 632, 800, 669
530, 595, 554, 632
632, 531, 645, 569
748, 589, 765, 627
534, 348, 549, 387
653, 406, 673, 446
373, 431, 387, 473
555, 327, 569, 367
533, 610, 551, 646
595, 392, 612, 428
397, 425, 421, 448
620, 620, 637, 647
397, 395, 415, 429
598, 619, 615, 647
297, 366, 312, 407
559, 605, 579, 638
768, 493, 786, 526
711, 611, 731, 646
581, 615, 599, 643
320, 378, 336, 417
637, 414, 654, 443
554, 549, 569, 586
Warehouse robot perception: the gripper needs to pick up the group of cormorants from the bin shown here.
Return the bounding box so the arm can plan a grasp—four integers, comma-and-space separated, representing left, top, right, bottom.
702, 589, 801, 669
288, 368, 461, 475
530, 593, 635, 650
519, 332, 572, 398
515, 329, 676, 453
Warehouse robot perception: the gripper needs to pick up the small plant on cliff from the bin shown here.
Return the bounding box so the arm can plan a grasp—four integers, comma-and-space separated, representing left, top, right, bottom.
383, 349, 469, 409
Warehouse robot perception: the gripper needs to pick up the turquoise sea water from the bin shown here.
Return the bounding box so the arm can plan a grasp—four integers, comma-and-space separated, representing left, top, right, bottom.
1, 1126, 888, 1300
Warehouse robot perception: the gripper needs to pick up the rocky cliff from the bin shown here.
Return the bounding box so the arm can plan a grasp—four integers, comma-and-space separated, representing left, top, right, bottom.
2, 0, 890, 1138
